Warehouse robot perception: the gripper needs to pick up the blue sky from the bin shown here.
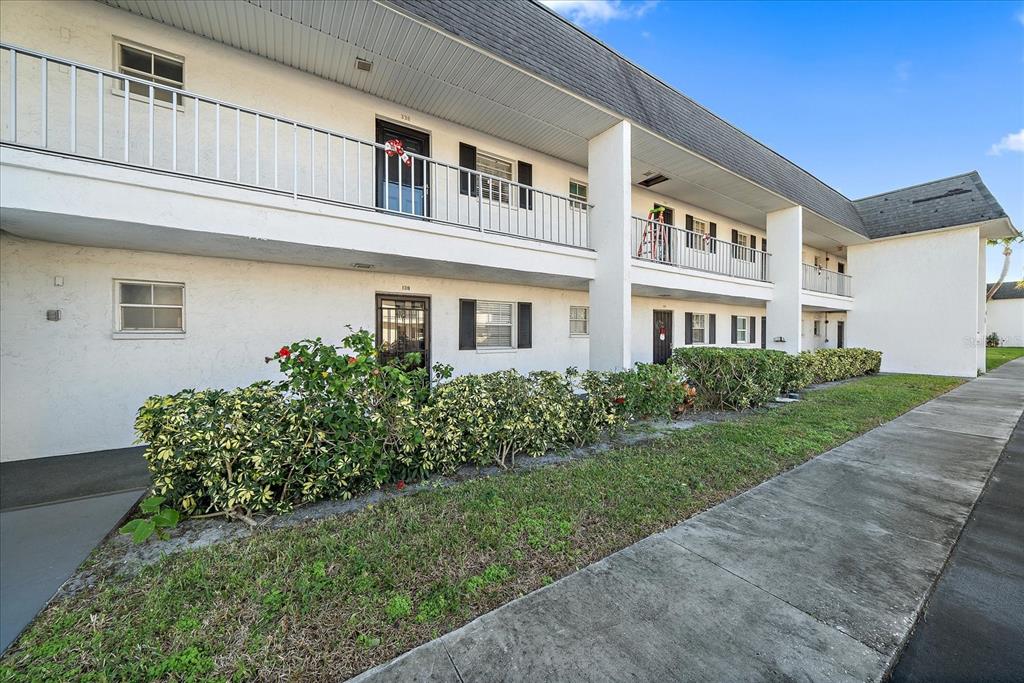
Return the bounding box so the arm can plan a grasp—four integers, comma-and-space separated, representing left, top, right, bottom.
543, 0, 1024, 281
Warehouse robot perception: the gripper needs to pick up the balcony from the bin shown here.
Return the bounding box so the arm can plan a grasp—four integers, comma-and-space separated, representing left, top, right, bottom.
802, 263, 852, 297
630, 215, 771, 282
0, 44, 590, 250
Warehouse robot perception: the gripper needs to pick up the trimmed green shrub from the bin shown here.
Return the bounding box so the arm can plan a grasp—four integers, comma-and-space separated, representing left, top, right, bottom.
137, 330, 443, 516
672, 346, 882, 408
789, 348, 882, 388
671, 347, 788, 410
137, 332, 696, 517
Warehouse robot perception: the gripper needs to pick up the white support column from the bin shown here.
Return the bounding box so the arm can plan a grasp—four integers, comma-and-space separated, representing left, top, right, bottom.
587, 120, 632, 370
765, 205, 803, 354
977, 236, 987, 374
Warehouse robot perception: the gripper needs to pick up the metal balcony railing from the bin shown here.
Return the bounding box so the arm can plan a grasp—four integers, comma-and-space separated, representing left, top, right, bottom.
630, 216, 771, 282
0, 44, 590, 249
802, 263, 852, 296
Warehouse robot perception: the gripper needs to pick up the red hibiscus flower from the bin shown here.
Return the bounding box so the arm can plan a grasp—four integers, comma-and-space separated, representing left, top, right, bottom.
278, 346, 291, 358
347, 356, 357, 365
613, 397, 626, 405
396, 480, 406, 491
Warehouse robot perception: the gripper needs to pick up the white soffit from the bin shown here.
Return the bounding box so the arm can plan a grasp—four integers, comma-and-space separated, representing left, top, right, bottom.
100, 0, 617, 166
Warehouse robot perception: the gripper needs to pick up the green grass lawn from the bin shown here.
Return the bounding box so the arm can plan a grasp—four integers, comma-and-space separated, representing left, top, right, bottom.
987, 346, 1024, 371
0, 373, 961, 682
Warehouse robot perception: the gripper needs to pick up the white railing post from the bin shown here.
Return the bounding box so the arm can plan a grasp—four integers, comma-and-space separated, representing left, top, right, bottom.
292, 122, 297, 199
171, 91, 177, 171
214, 102, 220, 178
122, 76, 129, 162
235, 108, 241, 182
147, 83, 154, 166
96, 70, 102, 157
40, 56, 46, 147
69, 65, 76, 153
8, 48, 15, 142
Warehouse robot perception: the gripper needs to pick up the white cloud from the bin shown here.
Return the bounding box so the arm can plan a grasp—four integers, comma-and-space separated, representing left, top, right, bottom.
988, 129, 1024, 155
542, 1, 658, 25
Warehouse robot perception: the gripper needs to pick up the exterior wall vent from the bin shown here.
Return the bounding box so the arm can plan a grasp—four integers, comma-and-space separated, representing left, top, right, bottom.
355, 58, 373, 72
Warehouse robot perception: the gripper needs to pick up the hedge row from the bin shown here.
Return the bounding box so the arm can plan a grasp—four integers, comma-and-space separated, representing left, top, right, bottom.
136, 330, 695, 517
672, 346, 881, 410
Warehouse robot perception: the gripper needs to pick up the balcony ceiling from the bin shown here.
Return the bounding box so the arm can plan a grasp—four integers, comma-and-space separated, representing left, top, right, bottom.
99, 0, 865, 248
100, 0, 617, 166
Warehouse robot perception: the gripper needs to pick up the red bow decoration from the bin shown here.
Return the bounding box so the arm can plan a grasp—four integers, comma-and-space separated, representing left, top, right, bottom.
384, 138, 412, 167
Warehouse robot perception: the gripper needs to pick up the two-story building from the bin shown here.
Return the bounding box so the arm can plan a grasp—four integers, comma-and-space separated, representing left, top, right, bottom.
0, 0, 1017, 463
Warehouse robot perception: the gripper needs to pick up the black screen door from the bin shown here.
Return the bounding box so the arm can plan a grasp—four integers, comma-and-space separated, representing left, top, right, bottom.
653, 310, 673, 364
837, 321, 845, 349
376, 295, 430, 369
376, 120, 430, 217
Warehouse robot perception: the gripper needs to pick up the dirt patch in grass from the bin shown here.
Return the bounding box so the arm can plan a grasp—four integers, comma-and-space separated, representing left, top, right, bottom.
0, 373, 961, 682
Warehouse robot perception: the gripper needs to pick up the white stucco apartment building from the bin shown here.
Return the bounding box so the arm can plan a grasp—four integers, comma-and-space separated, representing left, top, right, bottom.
0, 0, 1017, 462
987, 282, 1024, 347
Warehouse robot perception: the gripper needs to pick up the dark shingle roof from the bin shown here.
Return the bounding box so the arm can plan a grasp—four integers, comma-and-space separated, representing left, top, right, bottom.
988, 282, 1024, 300
853, 172, 1009, 239
387, 0, 1011, 240
388, 0, 868, 235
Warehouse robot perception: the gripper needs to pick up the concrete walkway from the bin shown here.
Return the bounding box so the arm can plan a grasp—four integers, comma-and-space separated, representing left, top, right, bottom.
0, 448, 149, 653
352, 359, 1024, 682
890, 407, 1024, 682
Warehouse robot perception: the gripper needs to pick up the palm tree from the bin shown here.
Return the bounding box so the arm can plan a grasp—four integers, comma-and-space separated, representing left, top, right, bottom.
986, 236, 1023, 301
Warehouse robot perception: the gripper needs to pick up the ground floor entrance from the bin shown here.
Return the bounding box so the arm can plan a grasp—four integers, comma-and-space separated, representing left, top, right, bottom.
375, 294, 430, 369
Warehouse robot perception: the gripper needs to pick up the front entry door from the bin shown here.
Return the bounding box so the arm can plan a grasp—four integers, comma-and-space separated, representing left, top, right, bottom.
376, 295, 430, 369
653, 310, 673, 364
837, 321, 845, 349
376, 120, 430, 217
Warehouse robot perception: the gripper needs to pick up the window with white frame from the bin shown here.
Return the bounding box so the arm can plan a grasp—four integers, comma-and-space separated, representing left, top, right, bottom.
116, 41, 184, 104
690, 218, 709, 250
732, 230, 750, 258
476, 300, 514, 348
569, 306, 589, 336
116, 280, 184, 332
692, 313, 706, 344
477, 151, 513, 204
569, 180, 588, 210
735, 315, 749, 343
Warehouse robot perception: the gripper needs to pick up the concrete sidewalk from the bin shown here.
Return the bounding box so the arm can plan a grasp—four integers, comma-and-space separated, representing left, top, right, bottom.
0, 448, 149, 653
352, 359, 1024, 682
890, 407, 1024, 682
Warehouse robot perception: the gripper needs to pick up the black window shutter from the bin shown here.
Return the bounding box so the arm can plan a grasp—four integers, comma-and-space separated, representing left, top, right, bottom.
708, 313, 717, 344
709, 222, 717, 253
517, 302, 532, 349
731, 315, 738, 344
731, 229, 739, 243
685, 312, 693, 345
749, 316, 757, 344
517, 161, 533, 210
760, 316, 767, 349
749, 236, 757, 262
459, 299, 476, 350
459, 143, 477, 197
761, 238, 767, 252
685, 214, 694, 249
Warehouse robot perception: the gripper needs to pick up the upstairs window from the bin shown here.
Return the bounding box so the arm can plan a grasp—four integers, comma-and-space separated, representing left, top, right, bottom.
116, 41, 184, 104
116, 280, 184, 332
569, 180, 588, 210
569, 306, 589, 336
477, 151, 513, 204
476, 300, 514, 348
